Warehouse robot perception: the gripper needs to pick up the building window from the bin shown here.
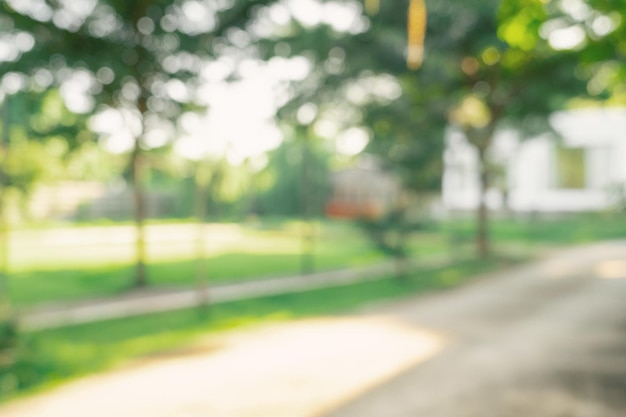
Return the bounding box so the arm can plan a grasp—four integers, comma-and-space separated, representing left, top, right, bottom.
555, 146, 586, 189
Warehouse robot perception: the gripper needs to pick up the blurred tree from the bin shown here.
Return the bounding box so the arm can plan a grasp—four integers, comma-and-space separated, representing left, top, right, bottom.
2, 0, 280, 286
193, 159, 211, 314
0, 88, 99, 356
266, 0, 591, 259
0, 90, 98, 201
567, 0, 626, 105
255, 132, 331, 275
0, 98, 14, 366
258, 137, 331, 218
445, 0, 595, 257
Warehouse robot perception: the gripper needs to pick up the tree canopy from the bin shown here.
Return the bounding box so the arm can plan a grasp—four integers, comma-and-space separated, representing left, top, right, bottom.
1, 0, 284, 286
262, 0, 600, 256
1, 0, 622, 258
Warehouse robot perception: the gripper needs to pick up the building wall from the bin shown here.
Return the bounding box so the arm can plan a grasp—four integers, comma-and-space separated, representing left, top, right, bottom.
443, 108, 626, 213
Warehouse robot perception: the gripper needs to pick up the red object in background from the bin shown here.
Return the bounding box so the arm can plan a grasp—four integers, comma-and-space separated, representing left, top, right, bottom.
325, 201, 380, 219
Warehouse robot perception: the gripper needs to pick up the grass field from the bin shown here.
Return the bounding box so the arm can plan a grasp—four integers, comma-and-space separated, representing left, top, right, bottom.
0, 257, 511, 400
440, 212, 626, 245
6, 220, 451, 307
6, 213, 626, 307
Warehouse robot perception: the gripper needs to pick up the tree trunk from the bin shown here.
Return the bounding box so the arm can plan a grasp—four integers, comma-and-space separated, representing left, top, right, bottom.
0, 97, 16, 367
300, 129, 315, 275
131, 137, 147, 287
0, 186, 13, 366
0, 97, 12, 324
393, 201, 410, 281
129, 1, 152, 288
194, 166, 210, 313
394, 231, 409, 281
477, 147, 490, 259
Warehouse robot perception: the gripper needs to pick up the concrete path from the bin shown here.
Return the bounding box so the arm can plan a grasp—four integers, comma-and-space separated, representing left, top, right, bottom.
0, 317, 444, 417
325, 240, 626, 417
1, 241, 625, 417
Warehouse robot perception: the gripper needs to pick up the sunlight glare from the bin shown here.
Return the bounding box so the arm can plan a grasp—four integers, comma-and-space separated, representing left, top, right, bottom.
337, 127, 370, 156
595, 260, 626, 280
548, 25, 586, 50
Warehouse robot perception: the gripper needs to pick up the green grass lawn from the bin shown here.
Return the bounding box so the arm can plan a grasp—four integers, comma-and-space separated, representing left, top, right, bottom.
436, 212, 626, 248
6, 213, 626, 307
11, 242, 384, 307
6, 220, 454, 307
9, 221, 373, 306
0, 257, 513, 401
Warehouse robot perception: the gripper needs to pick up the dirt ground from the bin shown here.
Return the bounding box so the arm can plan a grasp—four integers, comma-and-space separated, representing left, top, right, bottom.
1, 241, 625, 417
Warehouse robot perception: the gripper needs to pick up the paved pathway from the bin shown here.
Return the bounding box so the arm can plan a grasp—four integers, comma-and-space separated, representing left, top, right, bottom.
0, 317, 443, 417
326, 240, 626, 417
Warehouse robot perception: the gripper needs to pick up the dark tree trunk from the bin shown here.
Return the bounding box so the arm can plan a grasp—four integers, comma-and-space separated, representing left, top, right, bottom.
0, 97, 16, 366
131, 136, 147, 288
0, 97, 12, 320
393, 202, 410, 282
394, 231, 409, 281
477, 147, 490, 259
129, 1, 152, 289
300, 129, 316, 275
194, 167, 210, 312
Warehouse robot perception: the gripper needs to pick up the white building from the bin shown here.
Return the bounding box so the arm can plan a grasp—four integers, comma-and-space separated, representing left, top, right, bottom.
443, 108, 626, 213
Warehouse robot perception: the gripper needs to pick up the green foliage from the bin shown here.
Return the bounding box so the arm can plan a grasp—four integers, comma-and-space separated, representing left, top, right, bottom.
65, 142, 125, 182
1, 0, 292, 287
0, 320, 16, 352
257, 2, 598, 264
358, 208, 423, 257
1, 0, 282, 127
258, 139, 332, 218
573, 1, 626, 105
0, 90, 98, 200
3, 140, 63, 195
0, 318, 17, 381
